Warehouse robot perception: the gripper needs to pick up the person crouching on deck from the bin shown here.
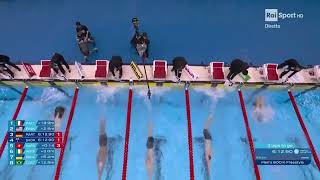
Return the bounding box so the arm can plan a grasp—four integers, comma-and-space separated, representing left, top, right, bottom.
171, 57, 187, 81
50, 53, 71, 77
226, 59, 249, 86
277, 59, 304, 82
109, 56, 123, 79
0, 55, 21, 78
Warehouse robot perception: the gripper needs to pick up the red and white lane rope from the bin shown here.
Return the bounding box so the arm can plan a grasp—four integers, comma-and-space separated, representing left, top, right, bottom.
54, 87, 79, 180
121, 87, 133, 180
288, 90, 320, 170
185, 89, 195, 180
238, 89, 261, 180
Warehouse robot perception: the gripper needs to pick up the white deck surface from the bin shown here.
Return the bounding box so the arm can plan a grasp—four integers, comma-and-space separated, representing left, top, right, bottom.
1, 64, 319, 85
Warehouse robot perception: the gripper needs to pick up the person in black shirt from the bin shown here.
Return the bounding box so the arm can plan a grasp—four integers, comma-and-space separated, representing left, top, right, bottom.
50, 53, 71, 75
76, 21, 95, 43
131, 31, 150, 59
140, 32, 150, 58
109, 56, 123, 79
130, 18, 149, 59
227, 59, 249, 83
171, 57, 187, 80
0, 55, 21, 78
76, 21, 97, 62
277, 59, 304, 82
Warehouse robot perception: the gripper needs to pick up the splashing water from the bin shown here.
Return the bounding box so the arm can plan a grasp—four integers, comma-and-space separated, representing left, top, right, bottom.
297, 92, 320, 125
135, 87, 171, 99
136, 87, 171, 106
0, 88, 10, 115
136, 87, 153, 113
193, 87, 226, 109
41, 87, 67, 104
251, 106, 274, 123
95, 86, 120, 104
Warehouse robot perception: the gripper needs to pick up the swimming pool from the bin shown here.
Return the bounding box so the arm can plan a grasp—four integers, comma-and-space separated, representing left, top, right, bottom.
0, 85, 319, 180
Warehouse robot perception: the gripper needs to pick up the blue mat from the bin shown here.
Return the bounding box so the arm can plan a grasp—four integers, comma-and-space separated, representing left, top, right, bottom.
0, 0, 319, 65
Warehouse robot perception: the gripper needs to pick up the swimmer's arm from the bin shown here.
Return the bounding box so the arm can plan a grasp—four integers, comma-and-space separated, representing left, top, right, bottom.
148, 121, 153, 137
204, 113, 214, 129
99, 118, 106, 135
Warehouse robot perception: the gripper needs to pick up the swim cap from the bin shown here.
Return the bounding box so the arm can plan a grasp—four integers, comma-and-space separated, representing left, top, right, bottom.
55, 106, 65, 119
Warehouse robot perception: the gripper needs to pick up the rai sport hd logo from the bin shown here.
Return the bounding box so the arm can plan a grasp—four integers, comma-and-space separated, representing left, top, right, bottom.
264, 9, 304, 29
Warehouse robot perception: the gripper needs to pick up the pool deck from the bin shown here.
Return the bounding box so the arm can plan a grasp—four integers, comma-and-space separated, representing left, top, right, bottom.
0, 63, 320, 86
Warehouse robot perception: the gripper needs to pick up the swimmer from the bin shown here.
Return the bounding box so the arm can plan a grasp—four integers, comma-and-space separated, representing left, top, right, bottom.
54, 106, 65, 131
203, 113, 213, 176
97, 118, 108, 180
253, 96, 264, 109
146, 121, 154, 180
252, 96, 274, 123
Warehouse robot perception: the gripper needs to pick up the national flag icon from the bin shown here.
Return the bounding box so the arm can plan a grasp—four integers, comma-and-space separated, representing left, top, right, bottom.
16, 148, 24, 155
15, 156, 23, 161
15, 143, 24, 149
15, 132, 23, 138
16, 120, 24, 126
15, 160, 24, 165
15, 126, 24, 132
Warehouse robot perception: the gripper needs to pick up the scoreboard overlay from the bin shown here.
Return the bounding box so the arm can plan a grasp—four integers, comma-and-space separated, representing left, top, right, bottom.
8, 120, 62, 166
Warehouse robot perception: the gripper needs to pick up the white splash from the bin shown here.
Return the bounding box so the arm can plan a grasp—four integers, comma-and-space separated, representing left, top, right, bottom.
41, 87, 67, 104
251, 106, 274, 123
95, 86, 119, 104
135, 86, 171, 114
135, 87, 171, 98
193, 87, 226, 109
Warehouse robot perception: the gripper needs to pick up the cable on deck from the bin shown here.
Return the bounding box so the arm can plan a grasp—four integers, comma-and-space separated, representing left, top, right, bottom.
121, 87, 133, 180
185, 88, 195, 180
142, 57, 151, 99
288, 90, 320, 170
54, 87, 79, 180
0, 86, 29, 158
237, 89, 261, 180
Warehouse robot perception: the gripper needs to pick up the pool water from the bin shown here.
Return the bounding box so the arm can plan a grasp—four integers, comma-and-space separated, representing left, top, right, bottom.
0, 85, 319, 180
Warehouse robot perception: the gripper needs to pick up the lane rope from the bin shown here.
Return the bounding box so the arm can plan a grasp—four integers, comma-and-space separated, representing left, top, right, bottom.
0, 86, 29, 158
185, 89, 195, 180
288, 90, 320, 170
238, 89, 261, 180
121, 88, 133, 180
54, 87, 79, 180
